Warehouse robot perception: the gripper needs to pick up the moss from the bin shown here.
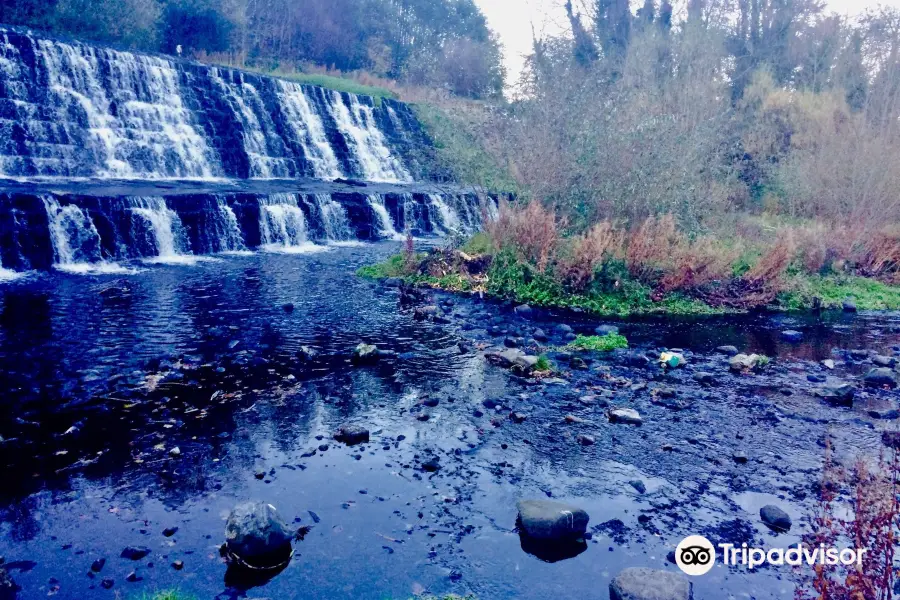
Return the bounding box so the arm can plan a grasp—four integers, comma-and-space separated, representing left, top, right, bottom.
566, 333, 629, 352
778, 274, 900, 311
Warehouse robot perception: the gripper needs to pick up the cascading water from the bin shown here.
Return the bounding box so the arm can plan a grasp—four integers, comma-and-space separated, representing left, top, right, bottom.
0, 28, 420, 181
314, 194, 354, 242
213, 197, 248, 253
428, 194, 463, 234
366, 195, 402, 240
324, 91, 411, 183
128, 197, 197, 263
258, 194, 323, 253
42, 197, 133, 273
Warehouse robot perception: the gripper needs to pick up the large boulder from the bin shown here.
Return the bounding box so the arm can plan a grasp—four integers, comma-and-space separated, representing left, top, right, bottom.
516, 499, 589, 540
609, 568, 690, 600
760, 505, 792, 532
814, 378, 856, 406
225, 502, 293, 569
334, 424, 370, 445
865, 368, 899, 389
729, 353, 766, 372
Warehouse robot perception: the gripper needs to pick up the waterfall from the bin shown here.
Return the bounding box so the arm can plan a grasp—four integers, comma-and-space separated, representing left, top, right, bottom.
43, 197, 133, 273
37, 38, 220, 179
314, 194, 353, 242
367, 195, 401, 240
0, 28, 421, 182
428, 194, 462, 234
214, 197, 248, 253
128, 197, 198, 263
258, 194, 324, 253
276, 82, 343, 180
324, 91, 411, 183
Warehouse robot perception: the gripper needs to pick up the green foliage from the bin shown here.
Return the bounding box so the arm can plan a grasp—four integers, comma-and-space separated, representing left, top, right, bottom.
356, 254, 413, 279
535, 354, 553, 372
778, 274, 900, 311
140, 591, 195, 600
413, 104, 518, 191
234, 67, 397, 104
460, 232, 492, 255
566, 333, 629, 352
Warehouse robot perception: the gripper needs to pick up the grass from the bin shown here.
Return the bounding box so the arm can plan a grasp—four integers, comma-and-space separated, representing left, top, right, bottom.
778, 274, 900, 311
566, 333, 629, 352
535, 354, 553, 371
214, 64, 397, 104
412, 103, 519, 193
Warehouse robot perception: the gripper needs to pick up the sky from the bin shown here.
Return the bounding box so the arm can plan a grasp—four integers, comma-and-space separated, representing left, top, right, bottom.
474, 0, 900, 87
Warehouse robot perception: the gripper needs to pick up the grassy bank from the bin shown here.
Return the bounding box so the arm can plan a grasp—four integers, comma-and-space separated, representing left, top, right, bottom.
358, 226, 900, 317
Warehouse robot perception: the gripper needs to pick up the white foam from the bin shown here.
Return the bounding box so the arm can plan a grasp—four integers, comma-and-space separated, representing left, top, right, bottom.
260, 243, 330, 255
55, 262, 140, 275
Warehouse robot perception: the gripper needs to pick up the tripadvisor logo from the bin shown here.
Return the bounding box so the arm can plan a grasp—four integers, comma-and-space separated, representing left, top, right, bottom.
674, 535, 867, 576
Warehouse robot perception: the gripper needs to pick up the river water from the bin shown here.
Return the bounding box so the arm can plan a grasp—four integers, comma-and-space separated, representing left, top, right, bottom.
0, 243, 898, 600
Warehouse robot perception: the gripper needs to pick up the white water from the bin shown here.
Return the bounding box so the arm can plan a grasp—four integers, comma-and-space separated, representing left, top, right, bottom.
325, 91, 411, 183
428, 194, 462, 234
129, 197, 204, 264
277, 82, 343, 179
214, 197, 247, 252
314, 194, 353, 241
366, 195, 402, 239
42, 197, 135, 274
259, 194, 326, 253
37, 39, 220, 179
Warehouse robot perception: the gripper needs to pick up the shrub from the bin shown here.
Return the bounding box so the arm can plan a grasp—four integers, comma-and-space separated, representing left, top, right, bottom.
485, 200, 561, 273
555, 221, 625, 292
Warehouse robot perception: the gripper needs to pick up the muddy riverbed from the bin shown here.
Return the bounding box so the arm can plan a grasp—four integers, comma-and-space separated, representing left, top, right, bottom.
1, 242, 898, 600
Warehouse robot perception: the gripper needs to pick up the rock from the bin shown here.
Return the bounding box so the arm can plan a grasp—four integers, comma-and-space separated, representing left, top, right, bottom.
120, 546, 151, 561
873, 355, 897, 367
608, 408, 642, 425
732, 451, 749, 464
514, 304, 533, 317
807, 374, 826, 383
516, 499, 589, 540
383, 277, 403, 288
162, 527, 178, 537
865, 368, 899, 389
693, 371, 714, 385
629, 480, 647, 494
282, 303, 294, 313
576, 434, 595, 446
297, 346, 320, 361
821, 359, 835, 370
0, 567, 17, 599
125, 571, 139, 583
533, 328, 548, 342
556, 324, 574, 334
609, 568, 690, 600
485, 348, 526, 368
868, 404, 900, 420
595, 324, 619, 336
224, 502, 293, 569
882, 431, 900, 449
171, 560, 184, 570
421, 457, 441, 472
168, 446, 181, 457
842, 298, 858, 312
351, 343, 379, 364
814, 378, 855, 406
91, 558, 106, 572
760, 505, 792, 532
781, 330, 803, 343
510, 412, 528, 423
849, 349, 870, 360
334, 424, 370, 445
565, 414, 586, 424
729, 353, 765, 372
504, 336, 520, 348
100, 578, 114, 590
716, 345, 740, 356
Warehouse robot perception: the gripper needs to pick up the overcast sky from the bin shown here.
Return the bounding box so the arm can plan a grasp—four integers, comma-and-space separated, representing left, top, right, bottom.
474, 0, 900, 86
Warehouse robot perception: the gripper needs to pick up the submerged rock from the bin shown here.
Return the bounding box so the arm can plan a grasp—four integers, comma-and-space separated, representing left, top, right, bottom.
516, 499, 589, 540
334, 424, 370, 445
485, 348, 539, 374
760, 505, 792, 532
351, 343, 379, 364
814, 378, 856, 406
872, 355, 897, 368
716, 345, 740, 356
609, 568, 690, 600
120, 546, 151, 561
608, 408, 643, 425
224, 502, 293, 569
781, 330, 803, 343
865, 368, 898, 389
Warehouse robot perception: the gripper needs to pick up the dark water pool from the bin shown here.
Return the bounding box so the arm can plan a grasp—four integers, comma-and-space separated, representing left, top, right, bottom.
1, 244, 899, 600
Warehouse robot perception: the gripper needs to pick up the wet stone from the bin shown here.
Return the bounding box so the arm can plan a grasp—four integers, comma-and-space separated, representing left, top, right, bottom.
334, 424, 370, 445
608, 408, 642, 425
865, 368, 898, 388
120, 546, 151, 561
716, 345, 740, 356
516, 499, 589, 540
224, 502, 293, 569
609, 568, 690, 600
760, 505, 792, 532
